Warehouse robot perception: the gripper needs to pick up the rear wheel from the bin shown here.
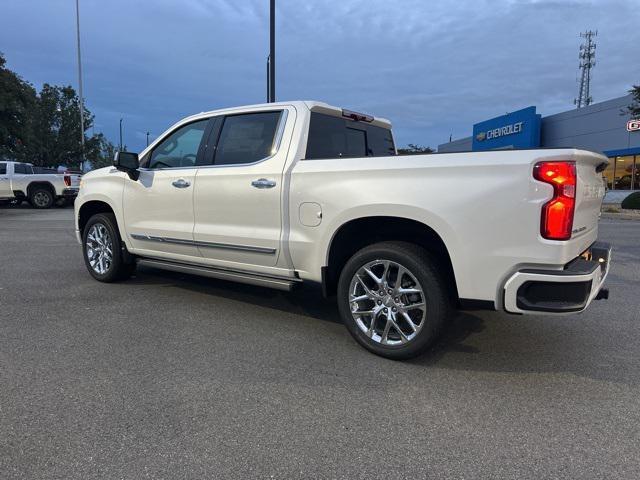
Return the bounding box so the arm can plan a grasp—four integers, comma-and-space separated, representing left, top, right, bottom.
29, 188, 54, 209
337, 241, 452, 360
82, 213, 135, 282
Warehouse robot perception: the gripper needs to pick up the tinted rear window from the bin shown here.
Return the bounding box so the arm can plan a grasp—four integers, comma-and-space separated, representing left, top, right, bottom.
13, 163, 32, 174
0, 163, 6, 175
305, 112, 395, 159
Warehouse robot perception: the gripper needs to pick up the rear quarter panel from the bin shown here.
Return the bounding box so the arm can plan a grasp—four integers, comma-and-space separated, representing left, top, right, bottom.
289, 149, 602, 303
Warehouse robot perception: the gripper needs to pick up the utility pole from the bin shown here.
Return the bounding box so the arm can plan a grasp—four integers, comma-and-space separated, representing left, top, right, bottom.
75, 0, 85, 169
268, 0, 275, 103
146, 131, 150, 147
119, 118, 123, 151
574, 30, 597, 109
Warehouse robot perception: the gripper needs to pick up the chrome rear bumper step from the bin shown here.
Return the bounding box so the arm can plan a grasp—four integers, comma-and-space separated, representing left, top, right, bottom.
137, 258, 301, 291
503, 241, 611, 314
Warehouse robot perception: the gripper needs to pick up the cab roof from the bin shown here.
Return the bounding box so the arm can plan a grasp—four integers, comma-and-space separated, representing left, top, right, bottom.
190, 100, 392, 130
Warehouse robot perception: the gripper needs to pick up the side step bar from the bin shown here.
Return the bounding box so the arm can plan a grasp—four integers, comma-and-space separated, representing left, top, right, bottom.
137, 258, 302, 292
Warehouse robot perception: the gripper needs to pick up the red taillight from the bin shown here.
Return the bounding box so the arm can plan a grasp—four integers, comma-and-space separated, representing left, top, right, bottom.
533, 161, 576, 241
63, 175, 71, 187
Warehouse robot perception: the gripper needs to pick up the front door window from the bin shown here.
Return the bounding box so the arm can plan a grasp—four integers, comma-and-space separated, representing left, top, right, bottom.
146, 120, 208, 169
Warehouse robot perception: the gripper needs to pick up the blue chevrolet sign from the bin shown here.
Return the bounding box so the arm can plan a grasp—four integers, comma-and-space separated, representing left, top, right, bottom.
472, 106, 541, 151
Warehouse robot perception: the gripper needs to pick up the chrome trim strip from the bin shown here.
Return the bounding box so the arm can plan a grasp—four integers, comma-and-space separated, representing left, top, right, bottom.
271, 109, 289, 155
131, 233, 277, 255
138, 109, 289, 172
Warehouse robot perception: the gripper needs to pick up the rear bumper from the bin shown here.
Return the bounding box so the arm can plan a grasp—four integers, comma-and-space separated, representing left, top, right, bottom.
503, 241, 611, 314
62, 188, 79, 197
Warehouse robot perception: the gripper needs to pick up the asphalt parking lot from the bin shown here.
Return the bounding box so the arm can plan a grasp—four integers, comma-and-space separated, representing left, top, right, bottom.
1, 206, 639, 479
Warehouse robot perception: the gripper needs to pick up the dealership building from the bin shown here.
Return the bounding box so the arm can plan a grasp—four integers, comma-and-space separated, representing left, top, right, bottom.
438, 94, 640, 192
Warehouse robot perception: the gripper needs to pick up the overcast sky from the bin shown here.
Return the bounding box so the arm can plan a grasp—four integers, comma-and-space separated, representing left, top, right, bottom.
2, 0, 639, 152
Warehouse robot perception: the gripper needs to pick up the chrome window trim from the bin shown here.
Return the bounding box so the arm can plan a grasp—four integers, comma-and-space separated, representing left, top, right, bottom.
131, 233, 277, 255
138, 109, 289, 172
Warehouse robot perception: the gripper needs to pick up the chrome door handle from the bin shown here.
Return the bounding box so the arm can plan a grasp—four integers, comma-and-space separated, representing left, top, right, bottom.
251, 178, 276, 189
172, 179, 191, 188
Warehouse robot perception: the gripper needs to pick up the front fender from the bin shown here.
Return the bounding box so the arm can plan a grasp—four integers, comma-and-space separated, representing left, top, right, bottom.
75, 169, 127, 245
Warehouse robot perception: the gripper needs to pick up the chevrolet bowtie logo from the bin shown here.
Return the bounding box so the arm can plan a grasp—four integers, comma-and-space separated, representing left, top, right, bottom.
476, 131, 487, 141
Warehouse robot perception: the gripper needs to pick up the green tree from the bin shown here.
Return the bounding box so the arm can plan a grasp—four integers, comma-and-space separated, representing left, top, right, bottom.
1, 52, 118, 170
627, 85, 640, 118
88, 133, 117, 169
0, 52, 37, 162
397, 143, 434, 155
30, 83, 96, 169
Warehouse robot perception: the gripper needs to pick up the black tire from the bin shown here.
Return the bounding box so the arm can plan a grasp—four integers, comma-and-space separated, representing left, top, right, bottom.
82, 213, 136, 282
337, 241, 452, 360
29, 187, 54, 209
55, 197, 75, 208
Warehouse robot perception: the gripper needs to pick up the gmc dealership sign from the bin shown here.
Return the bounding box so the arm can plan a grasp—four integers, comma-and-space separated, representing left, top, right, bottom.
628, 119, 640, 132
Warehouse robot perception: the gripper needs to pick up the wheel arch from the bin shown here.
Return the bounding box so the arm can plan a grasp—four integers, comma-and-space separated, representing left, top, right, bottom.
78, 200, 119, 238
323, 216, 459, 302
27, 181, 56, 196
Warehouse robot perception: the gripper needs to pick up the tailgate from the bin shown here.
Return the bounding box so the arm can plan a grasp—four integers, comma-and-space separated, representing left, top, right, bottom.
70, 175, 82, 188
572, 150, 607, 239
65, 174, 82, 188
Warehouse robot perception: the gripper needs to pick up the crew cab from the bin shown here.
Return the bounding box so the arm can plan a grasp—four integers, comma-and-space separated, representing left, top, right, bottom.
74, 101, 611, 359
0, 161, 81, 208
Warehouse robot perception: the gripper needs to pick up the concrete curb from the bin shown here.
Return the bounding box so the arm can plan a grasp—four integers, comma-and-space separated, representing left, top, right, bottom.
601, 210, 640, 221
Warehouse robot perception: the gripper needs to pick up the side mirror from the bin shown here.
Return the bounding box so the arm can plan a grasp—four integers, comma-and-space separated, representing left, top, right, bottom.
114, 151, 140, 180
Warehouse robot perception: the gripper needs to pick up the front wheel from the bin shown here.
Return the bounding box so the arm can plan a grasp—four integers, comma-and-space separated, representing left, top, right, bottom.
337, 241, 452, 360
82, 213, 136, 282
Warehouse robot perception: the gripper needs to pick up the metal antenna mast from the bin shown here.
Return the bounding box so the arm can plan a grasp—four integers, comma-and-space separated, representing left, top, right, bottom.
574, 30, 597, 109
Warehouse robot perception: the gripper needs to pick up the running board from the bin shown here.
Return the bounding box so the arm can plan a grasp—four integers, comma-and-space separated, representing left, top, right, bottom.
137, 258, 301, 292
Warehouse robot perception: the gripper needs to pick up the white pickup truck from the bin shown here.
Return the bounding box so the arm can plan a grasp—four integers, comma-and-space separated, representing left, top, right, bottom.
0, 161, 81, 208
74, 101, 611, 359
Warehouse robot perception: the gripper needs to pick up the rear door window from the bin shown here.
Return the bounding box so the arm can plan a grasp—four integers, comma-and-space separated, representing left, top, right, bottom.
213, 111, 282, 166
0, 163, 6, 175
13, 164, 32, 174
305, 112, 395, 159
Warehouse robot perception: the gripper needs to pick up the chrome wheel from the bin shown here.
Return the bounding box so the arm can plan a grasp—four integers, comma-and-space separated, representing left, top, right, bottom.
33, 191, 51, 207
348, 259, 426, 346
85, 223, 113, 275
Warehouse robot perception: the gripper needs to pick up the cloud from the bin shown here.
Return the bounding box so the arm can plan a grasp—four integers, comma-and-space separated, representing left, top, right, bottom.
1, 0, 638, 150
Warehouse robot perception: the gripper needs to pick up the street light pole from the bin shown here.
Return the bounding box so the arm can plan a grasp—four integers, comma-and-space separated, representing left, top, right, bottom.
75, 0, 85, 170
119, 118, 123, 151
269, 0, 275, 103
